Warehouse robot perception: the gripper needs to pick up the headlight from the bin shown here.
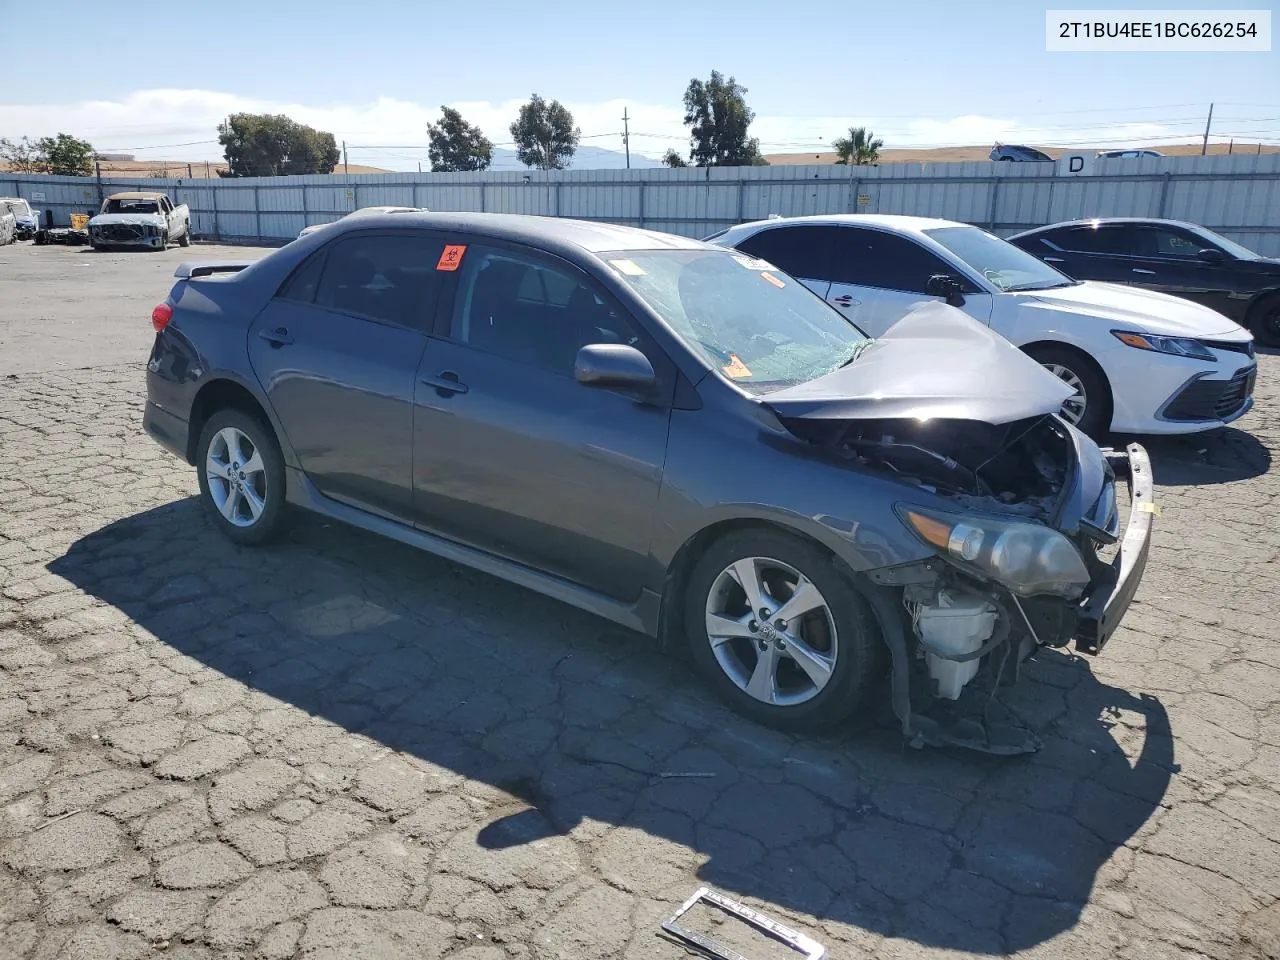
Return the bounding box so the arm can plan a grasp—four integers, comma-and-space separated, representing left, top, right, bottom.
1112, 330, 1214, 361
899, 506, 1091, 599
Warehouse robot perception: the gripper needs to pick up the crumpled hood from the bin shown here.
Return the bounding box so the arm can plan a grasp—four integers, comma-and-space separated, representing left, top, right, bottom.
1027, 280, 1246, 338
762, 301, 1074, 424
89, 213, 165, 227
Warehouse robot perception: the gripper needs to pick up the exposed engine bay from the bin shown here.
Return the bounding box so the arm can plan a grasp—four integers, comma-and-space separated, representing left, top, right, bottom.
781, 412, 1070, 518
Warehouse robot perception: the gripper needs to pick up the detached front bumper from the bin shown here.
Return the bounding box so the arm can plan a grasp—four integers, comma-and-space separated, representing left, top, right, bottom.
1073, 442, 1155, 655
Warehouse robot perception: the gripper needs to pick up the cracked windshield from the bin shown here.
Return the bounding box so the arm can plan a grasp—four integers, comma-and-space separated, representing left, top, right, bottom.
606, 249, 870, 392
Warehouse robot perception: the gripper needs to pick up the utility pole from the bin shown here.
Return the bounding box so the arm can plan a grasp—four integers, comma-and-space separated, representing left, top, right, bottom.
342, 140, 349, 175
1201, 103, 1214, 156
621, 108, 630, 169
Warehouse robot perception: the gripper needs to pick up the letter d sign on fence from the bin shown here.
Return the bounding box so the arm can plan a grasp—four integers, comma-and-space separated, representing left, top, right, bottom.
1058, 153, 1095, 177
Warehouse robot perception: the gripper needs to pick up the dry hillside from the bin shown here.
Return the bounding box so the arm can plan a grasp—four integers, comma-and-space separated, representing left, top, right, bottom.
764, 141, 1280, 165
0, 159, 391, 178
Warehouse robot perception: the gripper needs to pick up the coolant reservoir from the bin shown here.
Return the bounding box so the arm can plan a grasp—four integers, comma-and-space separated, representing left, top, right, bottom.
917, 591, 998, 700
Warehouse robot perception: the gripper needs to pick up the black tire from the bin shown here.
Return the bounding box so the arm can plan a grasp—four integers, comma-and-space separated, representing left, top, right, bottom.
178, 224, 191, 247
195, 408, 287, 546
1247, 293, 1280, 348
684, 527, 884, 732
156, 232, 168, 251
1023, 343, 1111, 438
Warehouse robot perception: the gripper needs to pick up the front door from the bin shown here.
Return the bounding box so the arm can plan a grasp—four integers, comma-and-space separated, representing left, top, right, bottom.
411, 241, 673, 600
247, 231, 448, 521
824, 226, 993, 336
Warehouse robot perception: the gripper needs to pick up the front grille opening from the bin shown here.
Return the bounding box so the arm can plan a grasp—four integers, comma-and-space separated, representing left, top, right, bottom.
1163, 369, 1254, 422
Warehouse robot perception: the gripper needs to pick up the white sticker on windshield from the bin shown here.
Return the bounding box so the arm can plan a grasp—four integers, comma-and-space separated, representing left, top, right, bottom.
609, 258, 646, 276
731, 254, 775, 271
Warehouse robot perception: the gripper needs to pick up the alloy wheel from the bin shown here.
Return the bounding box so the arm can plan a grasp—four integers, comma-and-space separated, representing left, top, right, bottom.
1042, 362, 1087, 426
204, 426, 268, 528
703, 556, 839, 706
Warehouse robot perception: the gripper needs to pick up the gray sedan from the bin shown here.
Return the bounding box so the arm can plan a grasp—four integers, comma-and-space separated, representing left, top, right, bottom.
142, 212, 1154, 754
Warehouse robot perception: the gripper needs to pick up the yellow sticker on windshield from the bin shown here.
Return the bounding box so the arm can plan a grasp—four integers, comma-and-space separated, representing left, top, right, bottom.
722, 353, 753, 378
609, 258, 646, 276
760, 271, 785, 288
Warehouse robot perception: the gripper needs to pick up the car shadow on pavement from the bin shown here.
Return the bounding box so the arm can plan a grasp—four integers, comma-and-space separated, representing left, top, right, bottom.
1117, 426, 1271, 487
49, 499, 1174, 955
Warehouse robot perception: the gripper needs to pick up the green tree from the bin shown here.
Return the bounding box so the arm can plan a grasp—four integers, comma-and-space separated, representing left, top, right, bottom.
509, 94, 580, 170
0, 136, 46, 174
661, 148, 689, 168
833, 126, 883, 165
40, 134, 96, 176
427, 106, 494, 172
216, 113, 340, 177
681, 71, 764, 167
0, 133, 96, 176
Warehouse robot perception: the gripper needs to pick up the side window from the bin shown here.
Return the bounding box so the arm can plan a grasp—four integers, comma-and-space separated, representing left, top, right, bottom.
734, 226, 836, 280
313, 233, 446, 330
160, 197, 172, 213
828, 228, 953, 294
276, 252, 326, 303
1142, 227, 1202, 259
450, 244, 641, 376
1057, 225, 1133, 256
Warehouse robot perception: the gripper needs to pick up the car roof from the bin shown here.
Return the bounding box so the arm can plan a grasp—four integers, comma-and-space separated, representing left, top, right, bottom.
106, 192, 167, 201
722, 213, 967, 237
1010, 217, 1206, 237
333, 211, 708, 254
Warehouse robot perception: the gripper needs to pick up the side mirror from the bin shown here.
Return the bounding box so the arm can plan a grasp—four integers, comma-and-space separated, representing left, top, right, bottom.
1197, 247, 1225, 263
926, 274, 967, 307
575, 343, 657, 393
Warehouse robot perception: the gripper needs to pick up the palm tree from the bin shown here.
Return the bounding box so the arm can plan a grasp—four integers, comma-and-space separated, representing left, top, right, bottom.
833, 127, 884, 165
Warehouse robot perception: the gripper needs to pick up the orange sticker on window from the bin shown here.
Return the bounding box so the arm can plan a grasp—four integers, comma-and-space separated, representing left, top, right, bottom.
760, 271, 785, 288
436, 244, 467, 271
722, 353, 753, 378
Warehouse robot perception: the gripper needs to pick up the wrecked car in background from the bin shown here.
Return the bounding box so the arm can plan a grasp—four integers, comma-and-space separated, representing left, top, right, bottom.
142, 213, 1154, 754
89, 192, 191, 251
0, 197, 39, 240
0, 203, 14, 246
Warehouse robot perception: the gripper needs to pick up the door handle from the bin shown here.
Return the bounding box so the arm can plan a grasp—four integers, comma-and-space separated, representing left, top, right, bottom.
831, 295, 860, 307
1043, 256, 1065, 263
420, 371, 469, 396
258, 327, 294, 347
1132, 268, 1156, 276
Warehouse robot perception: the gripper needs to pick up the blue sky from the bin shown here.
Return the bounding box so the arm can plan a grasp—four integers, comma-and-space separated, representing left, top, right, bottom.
0, 0, 1275, 169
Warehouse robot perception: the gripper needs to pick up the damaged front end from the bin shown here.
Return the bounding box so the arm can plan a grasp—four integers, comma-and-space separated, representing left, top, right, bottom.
764, 305, 1155, 754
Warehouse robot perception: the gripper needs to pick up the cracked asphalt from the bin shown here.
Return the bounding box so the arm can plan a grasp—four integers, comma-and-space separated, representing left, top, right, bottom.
1, 242, 1279, 960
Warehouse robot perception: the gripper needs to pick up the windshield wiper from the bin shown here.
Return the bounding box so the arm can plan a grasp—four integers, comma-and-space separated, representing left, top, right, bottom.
838, 339, 874, 368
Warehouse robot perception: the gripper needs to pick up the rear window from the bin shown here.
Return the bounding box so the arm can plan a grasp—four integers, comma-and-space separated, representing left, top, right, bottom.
311, 233, 448, 331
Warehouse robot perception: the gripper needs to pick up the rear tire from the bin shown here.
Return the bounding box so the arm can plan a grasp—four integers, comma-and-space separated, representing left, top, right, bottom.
1023, 343, 1111, 438
1247, 292, 1280, 348
684, 527, 884, 732
195, 409, 287, 546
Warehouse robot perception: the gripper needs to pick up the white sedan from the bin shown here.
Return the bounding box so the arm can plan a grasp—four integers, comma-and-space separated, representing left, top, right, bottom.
709, 214, 1257, 437
296, 205, 427, 240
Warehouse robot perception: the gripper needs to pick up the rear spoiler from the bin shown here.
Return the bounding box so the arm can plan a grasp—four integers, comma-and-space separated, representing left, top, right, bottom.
174, 261, 253, 279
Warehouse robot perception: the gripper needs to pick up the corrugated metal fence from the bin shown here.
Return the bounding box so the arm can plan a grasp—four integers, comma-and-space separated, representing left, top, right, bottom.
4, 152, 1279, 255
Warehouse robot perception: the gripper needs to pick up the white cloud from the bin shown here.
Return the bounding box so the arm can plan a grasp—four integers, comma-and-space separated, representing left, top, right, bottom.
0, 88, 1198, 170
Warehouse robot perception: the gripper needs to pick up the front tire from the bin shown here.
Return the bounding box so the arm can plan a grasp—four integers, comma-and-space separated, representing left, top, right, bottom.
178, 224, 191, 247
684, 528, 884, 732
1248, 293, 1280, 348
1023, 343, 1111, 438
195, 409, 287, 545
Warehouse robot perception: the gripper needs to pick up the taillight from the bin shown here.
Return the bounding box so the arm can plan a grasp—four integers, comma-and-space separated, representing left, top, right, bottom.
151, 303, 173, 332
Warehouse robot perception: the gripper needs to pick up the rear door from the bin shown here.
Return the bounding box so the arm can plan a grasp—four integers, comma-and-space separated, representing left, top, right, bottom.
247, 230, 447, 522
825, 226, 992, 336
410, 240, 674, 600
1039, 224, 1137, 284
